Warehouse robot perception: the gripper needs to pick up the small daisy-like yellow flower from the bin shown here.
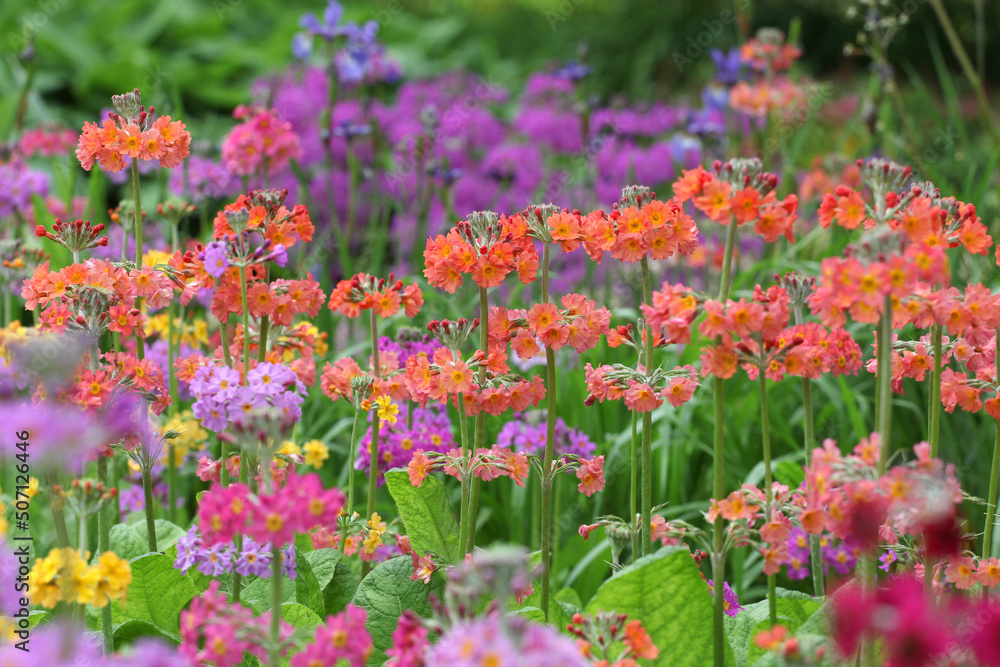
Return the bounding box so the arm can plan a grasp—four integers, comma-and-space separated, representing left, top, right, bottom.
375, 395, 399, 425
302, 439, 329, 468
25, 477, 40, 500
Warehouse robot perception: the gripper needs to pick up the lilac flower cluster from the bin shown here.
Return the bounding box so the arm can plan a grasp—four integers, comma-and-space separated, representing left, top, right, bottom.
0, 622, 185, 666
175, 526, 297, 579
428, 616, 586, 667
377, 333, 441, 367
497, 415, 595, 460
356, 405, 454, 486
0, 160, 49, 218
168, 155, 236, 203
119, 461, 186, 519
190, 362, 307, 433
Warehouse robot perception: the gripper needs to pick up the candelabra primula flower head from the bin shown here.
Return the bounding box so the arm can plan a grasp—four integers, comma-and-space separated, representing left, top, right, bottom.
34, 219, 108, 258
328, 272, 423, 319
76, 88, 191, 172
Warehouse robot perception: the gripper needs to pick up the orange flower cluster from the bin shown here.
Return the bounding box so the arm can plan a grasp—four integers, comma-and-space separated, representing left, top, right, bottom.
491, 294, 611, 358
76, 89, 190, 172
403, 346, 546, 417
327, 273, 423, 319
673, 162, 799, 242
212, 190, 315, 248
423, 212, 538, 293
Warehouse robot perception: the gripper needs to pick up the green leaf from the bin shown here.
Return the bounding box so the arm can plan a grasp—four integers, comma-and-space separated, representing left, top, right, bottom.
112, 553, 200, 639
324, 560, 359, 615
351, 556, 445, 666
112, 619, 175, 650
305, 548, 342, 592
725, 591, 824, 667
384, 469, 461, 564
280, 602, 322, 630
586, 547, 727, 667
108, 520, 187, 561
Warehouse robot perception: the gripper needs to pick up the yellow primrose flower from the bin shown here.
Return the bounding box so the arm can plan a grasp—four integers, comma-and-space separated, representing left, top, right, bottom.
375, 395, 398, 425
303, 439, 329, 468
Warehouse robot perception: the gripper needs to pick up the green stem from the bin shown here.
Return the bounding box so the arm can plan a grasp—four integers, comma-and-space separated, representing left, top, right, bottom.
794, 305, 824, 597
466, 286, 489, 553
239, 265, 252, 380
141, 467, 158, 552
77, 510, 88, 559
928, 324, 943, 459
640, 257, 654, 554
540, 241, 557, 621
876, 296, 893, 474
759, 371, 777, 626
864, 298, 893, 667
48, 474, 70, 548
97, 456, 113, 654
258, 316, 270, 363
363, 308, 381, 579
711, 221, 737, 667
131, 158, 144, 361
341, 410, 363, 554
630, 410, 639, 560
457, 392, 471, 558
983, 328, 1000, 561
167, 301, 179, 523
219, 317, 234, 368
270, 544, 282, 667
924, 323, 943, 595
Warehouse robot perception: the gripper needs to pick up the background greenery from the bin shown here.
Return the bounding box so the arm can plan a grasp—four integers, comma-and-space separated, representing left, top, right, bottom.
6, 0, 1000, 608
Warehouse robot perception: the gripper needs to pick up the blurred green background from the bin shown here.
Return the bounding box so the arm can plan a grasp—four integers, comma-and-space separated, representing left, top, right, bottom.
3, 0, 1000, 129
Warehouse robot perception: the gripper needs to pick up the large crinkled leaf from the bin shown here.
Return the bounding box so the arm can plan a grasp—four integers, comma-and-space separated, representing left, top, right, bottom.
725, 590, 824, 667
111, 553, 200, 638
351, 556, 445, 666
242, 548, 324, 616
586, 547, 728, 667
280, 602, 322, 630
384, 469, 461, 564
324, 560, 359, 615
108, 520, 187, 561
112, 619, 175, 650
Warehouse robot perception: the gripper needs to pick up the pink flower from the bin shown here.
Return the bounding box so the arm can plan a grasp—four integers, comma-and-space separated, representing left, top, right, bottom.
576, 456, 605, 496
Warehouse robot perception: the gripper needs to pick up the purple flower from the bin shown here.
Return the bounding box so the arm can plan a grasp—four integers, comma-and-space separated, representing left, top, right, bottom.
709, 580, 743, 617
175, 526, 201, 575
710, 48, 742, 86
201, 241, 230, 278
197, 543, 233, 577
192, 395, 228, 433
786, 527, 811, 560
235, 537, 272, 577
280, 544, 297, 579
168, 155, 235, 202
879, 549, 899, 572
824, 542, 857, 575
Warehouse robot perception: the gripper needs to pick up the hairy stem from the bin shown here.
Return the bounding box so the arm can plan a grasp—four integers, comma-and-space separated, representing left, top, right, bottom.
759, 372, 777, 626
711, 221, 737, 667
97, 456, 113, 654
640, 257, 654, 554
341, 410, 363, 554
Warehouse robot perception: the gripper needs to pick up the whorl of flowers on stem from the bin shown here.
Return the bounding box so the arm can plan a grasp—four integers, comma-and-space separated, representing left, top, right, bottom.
76, 89, 191, 172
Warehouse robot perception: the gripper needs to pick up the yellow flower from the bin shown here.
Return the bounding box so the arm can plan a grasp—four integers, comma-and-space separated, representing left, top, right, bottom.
27, 550, 63, 608
277, 440, 302, 457
375, 395, 399, 425
367, 512, 386, 536
303, 440, 329, 468
25, 477, 39, 500
362, 530, 382, 555
93, 551, 132, 607
65, 553, 100, 606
